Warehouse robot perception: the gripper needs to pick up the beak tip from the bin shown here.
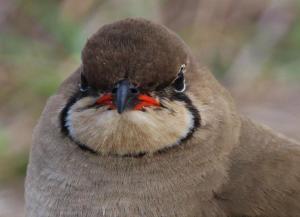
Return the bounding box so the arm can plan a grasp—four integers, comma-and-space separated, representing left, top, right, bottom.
117, 106, 125, 114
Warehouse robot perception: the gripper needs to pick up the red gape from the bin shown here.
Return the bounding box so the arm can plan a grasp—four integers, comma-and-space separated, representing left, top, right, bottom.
96, 94, 116, 109
134, 94, 160, 110
96, 94, 160, 110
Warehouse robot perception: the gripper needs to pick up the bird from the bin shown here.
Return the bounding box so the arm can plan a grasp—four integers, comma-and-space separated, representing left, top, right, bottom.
25, 18, 300, 217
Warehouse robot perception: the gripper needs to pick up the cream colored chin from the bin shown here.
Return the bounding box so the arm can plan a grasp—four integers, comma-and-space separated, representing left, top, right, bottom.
66, 97, 194, 155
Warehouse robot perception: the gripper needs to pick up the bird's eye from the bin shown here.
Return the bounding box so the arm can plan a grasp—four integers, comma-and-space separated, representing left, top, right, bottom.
112, 87, 117, 94
172, 64, 186, 92
130, 87, 139, 94
80, 73, 89, 92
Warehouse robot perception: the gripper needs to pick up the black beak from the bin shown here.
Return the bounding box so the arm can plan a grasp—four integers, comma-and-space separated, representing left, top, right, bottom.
115, 79, 134, 114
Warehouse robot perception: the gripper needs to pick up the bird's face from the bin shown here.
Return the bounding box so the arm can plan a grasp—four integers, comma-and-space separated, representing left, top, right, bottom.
61, 64, 200, 156
60, 19, 201, 156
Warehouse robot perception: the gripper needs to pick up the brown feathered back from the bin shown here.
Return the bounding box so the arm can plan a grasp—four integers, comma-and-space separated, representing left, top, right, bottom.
82, 18, 188, 90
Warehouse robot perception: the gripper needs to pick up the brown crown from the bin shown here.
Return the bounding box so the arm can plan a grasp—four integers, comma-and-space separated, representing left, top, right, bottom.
81, 18, 189, 91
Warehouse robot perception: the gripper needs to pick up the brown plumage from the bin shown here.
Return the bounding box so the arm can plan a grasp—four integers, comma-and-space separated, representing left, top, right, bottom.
25, 18, 300, 217
82, 19, 187, 91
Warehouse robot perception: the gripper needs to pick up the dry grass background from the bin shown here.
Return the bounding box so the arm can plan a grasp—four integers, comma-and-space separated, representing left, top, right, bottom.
0, 0, 299, 216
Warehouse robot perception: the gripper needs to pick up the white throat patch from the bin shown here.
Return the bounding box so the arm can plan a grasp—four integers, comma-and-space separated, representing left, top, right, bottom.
65, 97, 196, 155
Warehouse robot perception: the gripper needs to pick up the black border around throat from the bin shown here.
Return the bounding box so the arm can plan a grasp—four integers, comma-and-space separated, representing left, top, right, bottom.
60, 90, 201, 158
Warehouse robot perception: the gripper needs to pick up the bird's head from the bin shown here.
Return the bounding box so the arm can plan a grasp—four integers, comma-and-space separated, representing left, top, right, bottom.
60, 19, 236, 157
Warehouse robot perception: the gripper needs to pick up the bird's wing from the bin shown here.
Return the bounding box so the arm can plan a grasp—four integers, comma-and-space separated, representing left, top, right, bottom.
218, 117, 300, 217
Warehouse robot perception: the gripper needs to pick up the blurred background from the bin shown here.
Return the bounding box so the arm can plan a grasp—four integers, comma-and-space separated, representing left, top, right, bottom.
0, 0, 299, 216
